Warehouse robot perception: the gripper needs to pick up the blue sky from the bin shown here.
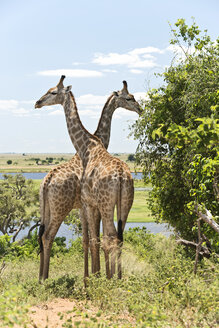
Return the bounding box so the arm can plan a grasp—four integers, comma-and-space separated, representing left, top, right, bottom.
0, 0, 218, 153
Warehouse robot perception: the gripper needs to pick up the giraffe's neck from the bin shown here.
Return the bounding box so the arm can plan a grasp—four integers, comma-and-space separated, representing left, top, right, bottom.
94, 94, 116, 149
63, 92, 97, 166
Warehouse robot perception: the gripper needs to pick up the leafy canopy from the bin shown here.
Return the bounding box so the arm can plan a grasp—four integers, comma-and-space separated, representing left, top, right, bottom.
132, 18, 219, 245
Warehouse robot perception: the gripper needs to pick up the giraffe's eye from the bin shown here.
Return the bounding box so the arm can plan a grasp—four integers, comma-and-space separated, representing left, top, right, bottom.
51, 91, 57, 95
127, 95, 135, 101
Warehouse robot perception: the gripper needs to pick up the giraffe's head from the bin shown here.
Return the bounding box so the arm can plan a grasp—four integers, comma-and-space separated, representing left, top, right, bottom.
35, 76, 72, 108
111, 81, 142, 115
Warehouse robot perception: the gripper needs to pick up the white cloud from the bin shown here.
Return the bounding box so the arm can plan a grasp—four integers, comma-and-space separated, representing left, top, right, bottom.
11, 108, 30, 116
38, 69, 103, 78
72, 62, 85, 66
48, 109, 64, 116
79, 109, 100, 119
0, 100, 19, 110
0, 99, 34, 117
76, 94, 107, 107
129, 69, 143, 74
92, 47, 162, 69
102, 69, 117, 73
129, 47, 164, 55
20, 100, 35, 105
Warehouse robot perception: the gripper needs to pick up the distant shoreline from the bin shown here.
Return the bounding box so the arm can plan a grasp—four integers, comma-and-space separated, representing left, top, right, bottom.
0, 152, 142, 173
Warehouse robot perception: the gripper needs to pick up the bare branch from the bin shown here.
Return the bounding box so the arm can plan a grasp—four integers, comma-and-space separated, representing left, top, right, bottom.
194, 219, 202, 274
176, 238, 211, 258
0, 261, 6, 277
27, 221, 40, 239
195, 205, 219, 234
12, 221, 25, 242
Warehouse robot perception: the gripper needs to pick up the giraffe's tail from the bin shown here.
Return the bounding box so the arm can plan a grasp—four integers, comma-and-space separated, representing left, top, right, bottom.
38, 181, 48, 254
117, 177, 123, 244
38, 224, 45, 254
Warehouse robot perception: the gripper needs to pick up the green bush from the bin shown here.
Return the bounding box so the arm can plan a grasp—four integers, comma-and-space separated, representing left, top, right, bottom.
0, 232, 70, 260
0, 286, 29, 327
85, 229, 219, 327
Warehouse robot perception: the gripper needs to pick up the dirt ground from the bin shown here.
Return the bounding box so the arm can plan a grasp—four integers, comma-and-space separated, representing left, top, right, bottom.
28, 298, 135, 328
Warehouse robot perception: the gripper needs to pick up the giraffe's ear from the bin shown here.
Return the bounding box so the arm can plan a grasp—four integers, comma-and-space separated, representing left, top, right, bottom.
65, 85, 72, 93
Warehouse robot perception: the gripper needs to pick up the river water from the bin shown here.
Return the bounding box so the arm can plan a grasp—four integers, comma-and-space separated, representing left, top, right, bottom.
4, 221, 172, 247
0, 172, 143, 180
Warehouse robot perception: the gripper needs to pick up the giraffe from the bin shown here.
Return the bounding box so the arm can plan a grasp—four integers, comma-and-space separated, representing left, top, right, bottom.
36, 80, 140, 281
35, 76, 139, 280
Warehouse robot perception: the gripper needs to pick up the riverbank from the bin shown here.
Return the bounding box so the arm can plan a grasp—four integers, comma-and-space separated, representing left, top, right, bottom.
0, 153, 142, 173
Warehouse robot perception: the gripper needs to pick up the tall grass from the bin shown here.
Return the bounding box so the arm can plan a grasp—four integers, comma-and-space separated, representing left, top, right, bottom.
0, 229, 218, 327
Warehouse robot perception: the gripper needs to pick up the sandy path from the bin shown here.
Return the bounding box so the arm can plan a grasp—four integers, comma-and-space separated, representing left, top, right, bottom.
28, 298, 135, 328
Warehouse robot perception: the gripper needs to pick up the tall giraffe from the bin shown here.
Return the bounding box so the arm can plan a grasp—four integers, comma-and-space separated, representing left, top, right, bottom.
35, 76, 138, 280
37, 80, 140, 281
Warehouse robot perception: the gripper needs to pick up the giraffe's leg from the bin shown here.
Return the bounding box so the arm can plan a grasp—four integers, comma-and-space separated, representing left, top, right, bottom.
80, 209, 89, 283
100, 208, 117, 279
110, 237, 118, 278
39, 250, 44, 282
83, 205, 99, 275
42, 219, 63, 280
42, 237, 53, 280
103, 248, 110, 279
117, 184, 134, 279
102, 225, 110, 279
94, 209, 101, 273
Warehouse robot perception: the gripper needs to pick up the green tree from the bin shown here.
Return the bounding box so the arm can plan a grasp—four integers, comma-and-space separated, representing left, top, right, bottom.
127, 154, 136, 162
6, 160, 12, 165
132, 19, 219, 247
46, 157, 54, 164
0, 174, 40, 241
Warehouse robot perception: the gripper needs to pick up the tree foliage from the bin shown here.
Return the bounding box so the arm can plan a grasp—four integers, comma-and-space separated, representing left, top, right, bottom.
0, 174, 39, 241
127, 154, 136, 162
132, 19, 219, 247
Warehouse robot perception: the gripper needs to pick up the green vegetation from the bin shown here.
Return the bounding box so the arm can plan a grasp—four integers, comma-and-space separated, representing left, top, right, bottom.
0, 228, 218, 327
0, 174, 39, 241
128, 190, 152, 222
132, 19, 219, 249
127, 153, 136, 162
